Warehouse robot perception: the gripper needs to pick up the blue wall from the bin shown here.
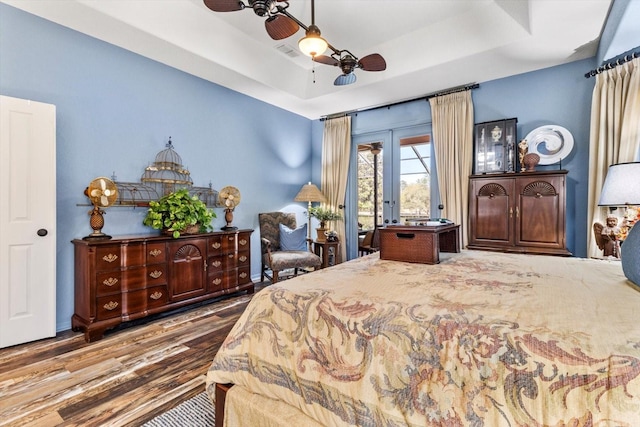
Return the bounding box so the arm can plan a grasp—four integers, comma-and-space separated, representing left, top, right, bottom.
0, 3, 313, 332
2, 2, 600, 333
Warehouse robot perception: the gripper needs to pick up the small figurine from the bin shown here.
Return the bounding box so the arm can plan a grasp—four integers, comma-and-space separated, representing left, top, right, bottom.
324, 230, 339, 242
594, 215, 621, 258
518, 139, 528, 172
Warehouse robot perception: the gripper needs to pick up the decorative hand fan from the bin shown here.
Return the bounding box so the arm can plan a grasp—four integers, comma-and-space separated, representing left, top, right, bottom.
218, 186, 241, 230
83, 177, 118, 240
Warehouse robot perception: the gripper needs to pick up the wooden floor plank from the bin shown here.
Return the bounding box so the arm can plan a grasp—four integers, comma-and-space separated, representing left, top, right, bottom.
0, 282, 268, 427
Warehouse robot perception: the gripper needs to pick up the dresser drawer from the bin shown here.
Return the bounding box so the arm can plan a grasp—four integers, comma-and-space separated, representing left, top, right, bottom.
238, 266, 251, 285
96, 295, 121, 320
146, 242, 166, 263
237, 251, 250, 268
95, 246, 121, 271
96, 271, 121, 296
208, 235, 223, 255
147, 285, 169, 309
237, 232, 251, 251
208, 272, 224, 292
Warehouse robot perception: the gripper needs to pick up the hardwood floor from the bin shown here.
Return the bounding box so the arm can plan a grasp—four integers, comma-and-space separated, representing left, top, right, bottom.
0, 283, 267, 427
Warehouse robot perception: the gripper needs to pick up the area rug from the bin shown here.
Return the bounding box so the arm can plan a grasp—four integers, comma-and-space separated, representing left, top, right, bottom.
142, 392, 215, 426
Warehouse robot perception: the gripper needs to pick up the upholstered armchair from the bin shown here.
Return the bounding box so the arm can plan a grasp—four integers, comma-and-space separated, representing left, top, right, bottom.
259, 212, 322, 283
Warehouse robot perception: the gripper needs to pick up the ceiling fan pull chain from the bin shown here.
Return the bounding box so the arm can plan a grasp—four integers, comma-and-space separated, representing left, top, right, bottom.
312, 59, 316, 84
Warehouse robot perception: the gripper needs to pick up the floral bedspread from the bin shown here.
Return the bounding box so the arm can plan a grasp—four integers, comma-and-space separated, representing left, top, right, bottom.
206, 250, 640, 426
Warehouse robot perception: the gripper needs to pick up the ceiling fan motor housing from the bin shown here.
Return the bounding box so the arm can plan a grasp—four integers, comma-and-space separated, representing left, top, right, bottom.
250, 0, 276, 16
340, 55, 357, 74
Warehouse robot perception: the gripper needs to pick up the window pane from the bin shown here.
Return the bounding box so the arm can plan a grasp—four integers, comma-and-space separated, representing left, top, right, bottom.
400, 141, 430, 222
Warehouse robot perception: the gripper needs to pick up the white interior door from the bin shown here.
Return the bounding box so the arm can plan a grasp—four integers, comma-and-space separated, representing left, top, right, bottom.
0, 95, 56, 348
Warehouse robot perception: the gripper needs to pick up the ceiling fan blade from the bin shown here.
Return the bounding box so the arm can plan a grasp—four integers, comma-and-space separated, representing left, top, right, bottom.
334, 73, 356, 86
313, 55, 339, 66
265, 15, 299, 40
101, 195, 109, 206
90, 188, 101, 198
358, 53, 386, 71
203, 0, 245, 12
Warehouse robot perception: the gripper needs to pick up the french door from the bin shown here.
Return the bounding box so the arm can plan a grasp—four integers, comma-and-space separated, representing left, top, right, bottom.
355, 124, 437, 232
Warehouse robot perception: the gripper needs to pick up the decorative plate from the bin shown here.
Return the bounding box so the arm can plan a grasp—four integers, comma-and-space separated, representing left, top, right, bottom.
524, 125, 574, 165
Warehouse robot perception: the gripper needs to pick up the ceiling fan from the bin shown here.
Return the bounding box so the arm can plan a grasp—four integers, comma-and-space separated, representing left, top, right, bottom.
202, 0, 386, 85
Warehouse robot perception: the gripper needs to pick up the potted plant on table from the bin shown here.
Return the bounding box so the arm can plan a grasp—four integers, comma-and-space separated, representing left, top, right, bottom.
309, 206, 342, 242
143, 188, 215, 238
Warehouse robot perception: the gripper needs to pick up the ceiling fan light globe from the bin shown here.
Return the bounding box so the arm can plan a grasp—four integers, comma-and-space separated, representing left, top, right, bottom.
298, 25, 328, 57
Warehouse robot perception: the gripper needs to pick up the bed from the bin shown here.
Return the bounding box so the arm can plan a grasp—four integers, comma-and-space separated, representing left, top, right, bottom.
206, 250, 640, 426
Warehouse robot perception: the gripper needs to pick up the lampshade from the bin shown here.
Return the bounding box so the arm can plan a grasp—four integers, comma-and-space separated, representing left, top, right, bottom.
294, 182, 326, 203
298, 25, 328, 57
598, 162, 640, 206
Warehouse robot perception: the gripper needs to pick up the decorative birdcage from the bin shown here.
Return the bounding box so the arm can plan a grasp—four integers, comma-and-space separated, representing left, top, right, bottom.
112, 181, 159, 206
141, 137, 193, 196
190, 183, 221, 208
83, 138, 220, 209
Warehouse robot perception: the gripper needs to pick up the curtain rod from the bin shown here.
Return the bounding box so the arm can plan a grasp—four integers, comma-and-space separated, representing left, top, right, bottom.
320, 83, 479, 121
585, 51, 639, 78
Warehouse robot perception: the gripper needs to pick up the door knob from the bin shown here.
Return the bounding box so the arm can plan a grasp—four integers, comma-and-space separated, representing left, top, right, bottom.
37, 228, 48, 237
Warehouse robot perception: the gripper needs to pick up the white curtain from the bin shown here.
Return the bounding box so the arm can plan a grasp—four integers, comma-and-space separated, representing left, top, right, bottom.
429, 91, 474, 247
321, 116, 351, 261
587, 57, 640, 258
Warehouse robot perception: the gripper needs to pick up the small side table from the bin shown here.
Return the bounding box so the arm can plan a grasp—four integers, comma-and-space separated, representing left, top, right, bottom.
314, 240, 341, 268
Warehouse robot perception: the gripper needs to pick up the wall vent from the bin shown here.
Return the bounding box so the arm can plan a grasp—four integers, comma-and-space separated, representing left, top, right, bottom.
275, 44, 300, 58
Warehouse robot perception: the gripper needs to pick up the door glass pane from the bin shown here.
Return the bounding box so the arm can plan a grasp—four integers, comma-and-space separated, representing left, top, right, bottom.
357, 143, 382, 231
399, 137, 431, 223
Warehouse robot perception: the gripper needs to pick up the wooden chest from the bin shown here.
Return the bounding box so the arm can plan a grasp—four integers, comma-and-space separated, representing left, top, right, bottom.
379, 224, 460, 264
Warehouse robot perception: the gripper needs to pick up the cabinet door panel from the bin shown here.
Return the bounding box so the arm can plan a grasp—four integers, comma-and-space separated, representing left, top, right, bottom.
518, 195, 560, 244
469, 179, 514, 246
167, 239, 207, 301
516, 176, 565, 249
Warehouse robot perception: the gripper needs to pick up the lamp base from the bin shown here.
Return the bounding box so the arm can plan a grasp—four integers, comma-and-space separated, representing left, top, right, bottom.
621, 224, 640, 286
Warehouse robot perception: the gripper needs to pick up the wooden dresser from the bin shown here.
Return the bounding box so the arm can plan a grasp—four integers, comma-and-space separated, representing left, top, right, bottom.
468, 171, 571, 256
72, 229, 254, 341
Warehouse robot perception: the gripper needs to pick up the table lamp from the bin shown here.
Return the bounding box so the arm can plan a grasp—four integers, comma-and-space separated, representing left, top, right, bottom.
294, 182, 326, 241
598, 162, 640, 285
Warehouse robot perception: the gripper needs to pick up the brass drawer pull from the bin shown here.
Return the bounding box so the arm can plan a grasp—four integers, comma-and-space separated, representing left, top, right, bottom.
239, 239, 247, 246
239, 255, 247, 262
212, 278, 222, 285
103, 254, 118, 263
103, 277, 118, 287
150, 291, 163, 300
211, 261, 222, 268
239, 272, 247, 279
149, 270, 163, 279
211, 242, 221, 249
149, 249, 162, 257
103, 301, 119, 311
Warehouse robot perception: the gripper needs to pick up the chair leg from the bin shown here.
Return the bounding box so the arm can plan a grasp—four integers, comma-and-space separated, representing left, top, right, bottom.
272, 270, 279, 284
293, 268, 299, 277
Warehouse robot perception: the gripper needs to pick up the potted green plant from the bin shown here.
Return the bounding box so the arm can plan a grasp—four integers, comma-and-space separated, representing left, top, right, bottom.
309, 206, 342, 242
143, 188, 216, 238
